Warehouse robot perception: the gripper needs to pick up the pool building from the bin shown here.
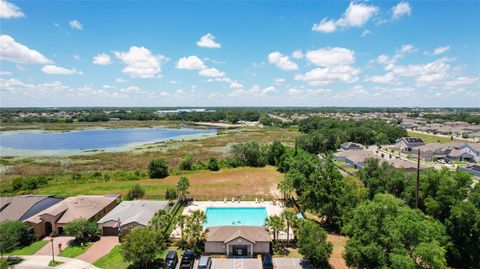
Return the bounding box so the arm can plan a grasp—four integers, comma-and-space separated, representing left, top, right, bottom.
187, 205, 275, 257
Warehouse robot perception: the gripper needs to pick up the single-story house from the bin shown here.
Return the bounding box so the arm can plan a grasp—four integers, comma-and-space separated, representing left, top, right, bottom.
25, 195, 119, 237
205, 226, 271, 257
97, 200, 169, 235
395, 137, 425, 152
334, 149, 422, 171
340, 142, 365, 151
0, 195, 63, 223
411, 142, 480, 162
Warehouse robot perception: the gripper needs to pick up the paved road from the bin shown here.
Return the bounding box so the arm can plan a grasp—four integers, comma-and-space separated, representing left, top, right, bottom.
76, 236, 119, 263
210, 258, 313, 269
14, 255, 99, 269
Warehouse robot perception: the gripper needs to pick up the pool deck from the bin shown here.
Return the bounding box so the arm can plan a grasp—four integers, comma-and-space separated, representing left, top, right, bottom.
171, 201, 293, 240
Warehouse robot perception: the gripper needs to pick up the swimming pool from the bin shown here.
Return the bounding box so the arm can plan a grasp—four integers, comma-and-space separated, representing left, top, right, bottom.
204, 207, 268, 227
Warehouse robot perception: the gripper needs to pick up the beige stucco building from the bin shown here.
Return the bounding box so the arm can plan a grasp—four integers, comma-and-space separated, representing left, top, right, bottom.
204, 226, 271, 257
25, 195, 119, 237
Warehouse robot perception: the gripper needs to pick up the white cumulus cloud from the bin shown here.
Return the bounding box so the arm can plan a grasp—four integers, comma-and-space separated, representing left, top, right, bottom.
196, 33, 221, 48
175, 56, 207, 70
198, 67, 225, 78
392, 2, 412, 19
114, 46, 166, 78
295, 65, 360, 85
313, 2, 378, 33
69, 20, 83, 30
432, 46, 450, 55
0, 35, 51, 64
268, 51, 298, 71
93, 53, 112, 65
42, 65, 83, 75
306, 47, 355, 67
0, 0, 24, 19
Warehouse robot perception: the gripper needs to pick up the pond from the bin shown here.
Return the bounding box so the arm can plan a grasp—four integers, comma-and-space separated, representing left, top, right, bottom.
0, 127, 216, 154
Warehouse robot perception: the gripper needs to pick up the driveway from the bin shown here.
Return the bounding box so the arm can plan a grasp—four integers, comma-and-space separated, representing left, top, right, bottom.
76, 236, 119, 263
35, 236, 74, 256
14, 255, 99, 269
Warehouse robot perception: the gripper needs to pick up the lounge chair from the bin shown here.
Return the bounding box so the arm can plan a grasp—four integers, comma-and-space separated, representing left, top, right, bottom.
224, 197, 227, 203
232, 197, 235, 203
255, 198, 258, 203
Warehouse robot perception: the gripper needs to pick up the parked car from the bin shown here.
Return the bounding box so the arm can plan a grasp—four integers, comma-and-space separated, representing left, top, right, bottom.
180, 251, 195, 269
164, 251, 178, 269
262, 255, 273, 269
197, 255, 212, 269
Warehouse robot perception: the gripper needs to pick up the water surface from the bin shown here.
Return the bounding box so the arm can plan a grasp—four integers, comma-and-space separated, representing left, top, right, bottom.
0, 127, 216, 152
205, 207, 268, 227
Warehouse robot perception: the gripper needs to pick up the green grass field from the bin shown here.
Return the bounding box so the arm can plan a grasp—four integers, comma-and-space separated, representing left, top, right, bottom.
26, 166, 282, 199
9, 240, 48, 255
93, 245, 129, 269
59, 243, 92, 258
407, 131, 466, 143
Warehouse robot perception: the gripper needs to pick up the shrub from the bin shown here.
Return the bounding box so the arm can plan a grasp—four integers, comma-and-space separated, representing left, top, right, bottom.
64, 219, 99, 245
165, 188, 177, 202
179, 154, 193, 171
207, 157, 220, 171
125, 184, 145, 200
148, 159, 169, 179
0, 220, 35, 253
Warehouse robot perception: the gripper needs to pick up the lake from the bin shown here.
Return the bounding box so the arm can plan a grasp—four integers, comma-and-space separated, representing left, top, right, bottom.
0, 127, 217, 153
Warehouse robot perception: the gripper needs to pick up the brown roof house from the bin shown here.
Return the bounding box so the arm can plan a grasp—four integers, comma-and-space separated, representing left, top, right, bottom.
205, 226, 271, 257
395, 137, 425, 152
25, 195, 119, 237
0, 195, 63, 223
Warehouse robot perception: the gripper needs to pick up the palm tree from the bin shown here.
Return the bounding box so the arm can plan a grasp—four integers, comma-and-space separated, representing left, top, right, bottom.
265, 215, 285, 244
175, 214, 187, 238
149, 209, 170, 232
176, 176, 190, 203
281, 210, 297, 245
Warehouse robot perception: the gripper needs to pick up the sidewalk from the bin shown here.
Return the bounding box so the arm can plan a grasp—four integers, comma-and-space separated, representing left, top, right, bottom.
15, 255, 100, 269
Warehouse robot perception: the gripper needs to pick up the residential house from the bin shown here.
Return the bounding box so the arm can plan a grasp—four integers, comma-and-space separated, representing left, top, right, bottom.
395, 137, 425, 152
340, 142, 365, 151
0, 195, 63, 223
204, 226, 271, 257
97, 200, 169, 235
25, 195, 119, 237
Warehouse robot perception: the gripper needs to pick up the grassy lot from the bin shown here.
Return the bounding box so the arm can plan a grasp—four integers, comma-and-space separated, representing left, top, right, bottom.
8, 240, 48, 255
407, 131, 466, 143
26, 166, 282, 199
59, 243, 92, 258
93, 245, 129, 269
93, 246, 184, 269
1, 126, 299, 184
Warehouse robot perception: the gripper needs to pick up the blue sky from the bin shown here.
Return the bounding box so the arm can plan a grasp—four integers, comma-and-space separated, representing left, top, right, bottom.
1, 0, 479, 107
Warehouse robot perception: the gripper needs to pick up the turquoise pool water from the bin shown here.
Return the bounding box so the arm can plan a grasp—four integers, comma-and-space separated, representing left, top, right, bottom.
205, 207, 267, 227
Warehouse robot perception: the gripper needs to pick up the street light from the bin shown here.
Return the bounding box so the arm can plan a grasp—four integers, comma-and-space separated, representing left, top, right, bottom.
50, 238, 55, 263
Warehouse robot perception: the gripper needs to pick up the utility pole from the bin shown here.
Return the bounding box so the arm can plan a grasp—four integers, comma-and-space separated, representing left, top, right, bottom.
50, 238, 55, 263
416, 149, 420, 209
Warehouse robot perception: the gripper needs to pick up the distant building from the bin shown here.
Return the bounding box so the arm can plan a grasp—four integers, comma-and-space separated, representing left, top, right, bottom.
0, 195, 63, 223
395, 137, 425, 152
340, 142, 365, 151
412, 142, 480, 162
204, 226, 271, 257
25, 195, 119, 237
97, 200, 169, 235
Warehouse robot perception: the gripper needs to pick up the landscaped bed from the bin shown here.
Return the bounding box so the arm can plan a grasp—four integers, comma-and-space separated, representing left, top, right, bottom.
59, 243, 92, 258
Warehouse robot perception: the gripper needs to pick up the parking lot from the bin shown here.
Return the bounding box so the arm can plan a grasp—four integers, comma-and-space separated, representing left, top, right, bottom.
210, 258, 313, 269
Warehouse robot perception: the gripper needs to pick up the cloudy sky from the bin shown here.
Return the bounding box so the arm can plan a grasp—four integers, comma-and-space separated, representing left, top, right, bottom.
1, 0, 479, 107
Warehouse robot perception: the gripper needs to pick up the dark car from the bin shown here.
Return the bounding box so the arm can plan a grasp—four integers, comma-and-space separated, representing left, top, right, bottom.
164, 251, 178, 269
180, 251, 195, 269
262, 255, 274, 269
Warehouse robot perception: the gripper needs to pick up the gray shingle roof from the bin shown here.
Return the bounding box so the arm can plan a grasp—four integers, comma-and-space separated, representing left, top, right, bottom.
206, 226, 271, 243
97, 200, 168, 227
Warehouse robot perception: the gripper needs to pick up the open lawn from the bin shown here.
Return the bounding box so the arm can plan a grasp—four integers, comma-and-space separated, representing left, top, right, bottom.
407, 131, 468, 144
8, 240, 48, 255
28, 166, 283, 199
93, 245, 129, 269
59, 243, 92, 258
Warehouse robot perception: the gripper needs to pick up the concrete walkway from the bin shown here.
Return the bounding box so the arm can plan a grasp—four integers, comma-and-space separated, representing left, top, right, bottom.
76, 236, 120, 263
15, 255, 100, 269
35, 236, 74, 256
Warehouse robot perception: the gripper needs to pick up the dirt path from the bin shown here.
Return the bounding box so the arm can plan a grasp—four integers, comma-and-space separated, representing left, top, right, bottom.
327, 234, 348, 269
